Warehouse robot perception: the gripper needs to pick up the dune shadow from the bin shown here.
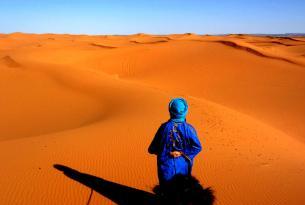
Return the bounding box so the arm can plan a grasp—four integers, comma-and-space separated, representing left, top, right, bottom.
53, 164, 158, 205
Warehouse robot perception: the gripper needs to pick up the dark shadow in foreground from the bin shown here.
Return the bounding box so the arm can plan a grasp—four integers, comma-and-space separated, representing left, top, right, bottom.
53, 164, 215, 205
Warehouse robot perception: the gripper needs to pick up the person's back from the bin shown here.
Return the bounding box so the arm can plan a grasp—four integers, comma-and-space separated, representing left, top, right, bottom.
148, 98, 202, 186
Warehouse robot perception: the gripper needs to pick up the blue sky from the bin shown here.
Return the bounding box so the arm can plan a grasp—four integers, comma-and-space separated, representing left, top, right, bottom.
0, 0, 304, 34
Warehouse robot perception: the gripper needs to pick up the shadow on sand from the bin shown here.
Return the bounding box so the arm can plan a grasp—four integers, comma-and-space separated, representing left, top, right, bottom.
54, 164, 214, 205
54, 164, 157, 205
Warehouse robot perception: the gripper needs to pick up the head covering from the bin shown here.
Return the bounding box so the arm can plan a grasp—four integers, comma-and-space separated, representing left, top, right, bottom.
168, 98, 188, 122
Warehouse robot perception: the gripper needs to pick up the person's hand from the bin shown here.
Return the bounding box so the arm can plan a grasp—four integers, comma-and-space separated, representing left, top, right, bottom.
170, 151, 182, 158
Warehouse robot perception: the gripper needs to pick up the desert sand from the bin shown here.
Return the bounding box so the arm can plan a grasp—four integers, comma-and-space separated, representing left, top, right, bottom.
1, 33, 305, 205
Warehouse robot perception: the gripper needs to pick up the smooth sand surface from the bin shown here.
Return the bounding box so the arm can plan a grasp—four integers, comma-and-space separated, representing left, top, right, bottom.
1, 33, 305, 205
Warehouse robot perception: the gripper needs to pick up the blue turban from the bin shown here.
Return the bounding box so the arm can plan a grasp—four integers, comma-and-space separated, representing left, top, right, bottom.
168, 98, 188, 122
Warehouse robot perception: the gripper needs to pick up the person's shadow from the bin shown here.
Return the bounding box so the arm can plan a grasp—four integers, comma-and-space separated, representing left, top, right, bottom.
53, 164, 159, 205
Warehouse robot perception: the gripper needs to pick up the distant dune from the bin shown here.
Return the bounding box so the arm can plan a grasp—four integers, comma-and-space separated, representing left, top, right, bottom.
0, 33, 305, 205
90, 43, 117, 49
0, 55, 21, 68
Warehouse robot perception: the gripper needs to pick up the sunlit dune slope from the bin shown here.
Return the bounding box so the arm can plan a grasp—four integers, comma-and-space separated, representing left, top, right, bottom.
0, 33, 305, 205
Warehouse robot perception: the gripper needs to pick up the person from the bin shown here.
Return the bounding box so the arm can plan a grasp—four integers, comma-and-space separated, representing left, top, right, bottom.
148, 97, 202, 187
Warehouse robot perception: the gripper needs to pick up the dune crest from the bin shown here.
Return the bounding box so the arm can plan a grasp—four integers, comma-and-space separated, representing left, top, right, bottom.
215, 40, 301, 65
90, 43, 117, 49
130, 40, 168, 44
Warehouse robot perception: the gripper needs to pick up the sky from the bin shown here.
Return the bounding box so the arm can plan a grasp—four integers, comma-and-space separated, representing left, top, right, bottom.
0, 0, 304, 35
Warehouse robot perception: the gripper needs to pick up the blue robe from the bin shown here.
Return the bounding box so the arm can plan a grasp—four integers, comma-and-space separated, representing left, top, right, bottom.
148, 120, 202, 184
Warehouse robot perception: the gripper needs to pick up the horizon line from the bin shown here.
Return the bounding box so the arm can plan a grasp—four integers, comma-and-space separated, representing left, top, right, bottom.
2, 31, 305, 37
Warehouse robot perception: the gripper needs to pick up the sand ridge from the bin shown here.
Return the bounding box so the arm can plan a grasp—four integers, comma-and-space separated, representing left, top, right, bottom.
0, 55, 21, 68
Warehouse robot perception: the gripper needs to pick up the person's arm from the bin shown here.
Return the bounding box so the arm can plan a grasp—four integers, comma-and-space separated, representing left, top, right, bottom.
183, 126, 202, 160
148, 124, 164, 155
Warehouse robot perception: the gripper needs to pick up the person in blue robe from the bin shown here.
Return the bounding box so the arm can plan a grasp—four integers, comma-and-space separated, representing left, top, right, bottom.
148, 98, 202, 186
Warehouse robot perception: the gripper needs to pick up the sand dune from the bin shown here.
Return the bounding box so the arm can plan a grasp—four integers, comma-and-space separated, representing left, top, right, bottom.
90, 43, 117, 49
0, 33, 305, 205
0, 55, 21, 68
130, 39, 168, 44
214, 40, 301, 65
129, 35, 170, 44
